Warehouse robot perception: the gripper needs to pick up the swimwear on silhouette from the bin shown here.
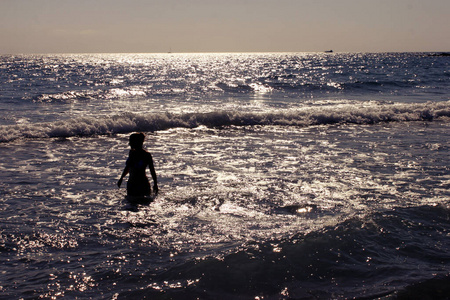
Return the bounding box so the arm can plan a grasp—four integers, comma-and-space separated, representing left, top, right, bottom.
118, 133, 158, 197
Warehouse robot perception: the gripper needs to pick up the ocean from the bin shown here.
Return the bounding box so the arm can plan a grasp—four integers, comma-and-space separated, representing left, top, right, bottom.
0, 52, 449, 299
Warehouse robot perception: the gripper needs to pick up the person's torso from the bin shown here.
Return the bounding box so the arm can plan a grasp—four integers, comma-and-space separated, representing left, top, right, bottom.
127, 150, 150, 178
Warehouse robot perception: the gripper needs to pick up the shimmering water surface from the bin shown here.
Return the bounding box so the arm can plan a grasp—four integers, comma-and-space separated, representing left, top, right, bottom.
0, 53, 449, 299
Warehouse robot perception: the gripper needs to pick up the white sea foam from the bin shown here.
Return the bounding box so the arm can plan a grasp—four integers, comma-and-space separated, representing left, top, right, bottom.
0, 101, 449, 142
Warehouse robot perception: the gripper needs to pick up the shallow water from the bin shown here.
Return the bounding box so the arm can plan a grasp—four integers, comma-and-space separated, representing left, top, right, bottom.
2, 121, 449, 299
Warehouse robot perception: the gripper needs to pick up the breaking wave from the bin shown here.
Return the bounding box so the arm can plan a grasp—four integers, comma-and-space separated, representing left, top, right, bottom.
1, 101, 449, 142
117, 204, 450, 299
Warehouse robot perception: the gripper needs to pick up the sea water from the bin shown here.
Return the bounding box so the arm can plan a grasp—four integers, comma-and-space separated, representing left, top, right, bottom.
0, 53, 449, 299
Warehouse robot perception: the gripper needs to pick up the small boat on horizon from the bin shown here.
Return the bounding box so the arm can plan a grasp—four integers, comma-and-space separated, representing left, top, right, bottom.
324, 50, 333, 53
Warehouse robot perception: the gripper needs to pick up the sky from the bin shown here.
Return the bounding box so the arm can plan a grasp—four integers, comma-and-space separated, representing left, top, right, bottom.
0, 0, 449, 54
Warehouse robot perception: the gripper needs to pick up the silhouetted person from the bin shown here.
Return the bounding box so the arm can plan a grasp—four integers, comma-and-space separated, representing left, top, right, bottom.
118, 133, 158, 197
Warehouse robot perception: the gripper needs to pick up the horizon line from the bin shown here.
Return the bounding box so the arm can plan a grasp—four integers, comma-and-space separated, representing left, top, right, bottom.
1, 50, 449, 55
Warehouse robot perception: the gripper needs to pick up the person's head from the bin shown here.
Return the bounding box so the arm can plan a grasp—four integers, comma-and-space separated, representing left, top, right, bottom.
129, 132, 145, 150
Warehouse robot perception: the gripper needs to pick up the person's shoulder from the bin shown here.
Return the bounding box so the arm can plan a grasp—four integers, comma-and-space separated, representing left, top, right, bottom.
143, 150, 153, 159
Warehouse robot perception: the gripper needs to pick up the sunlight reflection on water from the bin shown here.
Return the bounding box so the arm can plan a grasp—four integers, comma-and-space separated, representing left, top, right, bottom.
1, 120, 448, 298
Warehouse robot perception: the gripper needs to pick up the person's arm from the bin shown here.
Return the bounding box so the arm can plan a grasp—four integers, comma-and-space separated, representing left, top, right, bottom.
148, 154, 158, 195
117, 166, 129, 188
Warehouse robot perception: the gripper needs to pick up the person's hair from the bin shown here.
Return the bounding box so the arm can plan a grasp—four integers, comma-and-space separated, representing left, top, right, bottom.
129, 132, 145, 149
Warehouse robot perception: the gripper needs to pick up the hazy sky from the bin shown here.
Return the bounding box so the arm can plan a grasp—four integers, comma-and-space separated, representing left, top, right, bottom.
1, 0, 449, 53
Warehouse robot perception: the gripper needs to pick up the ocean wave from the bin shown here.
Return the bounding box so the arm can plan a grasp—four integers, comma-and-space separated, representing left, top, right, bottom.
1, 101, 449, 142
127, 204, 450, 299
32, 87, 149, 103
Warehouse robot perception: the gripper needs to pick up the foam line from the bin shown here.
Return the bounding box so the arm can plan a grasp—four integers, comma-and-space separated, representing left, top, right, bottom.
1, 101, 449, 142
